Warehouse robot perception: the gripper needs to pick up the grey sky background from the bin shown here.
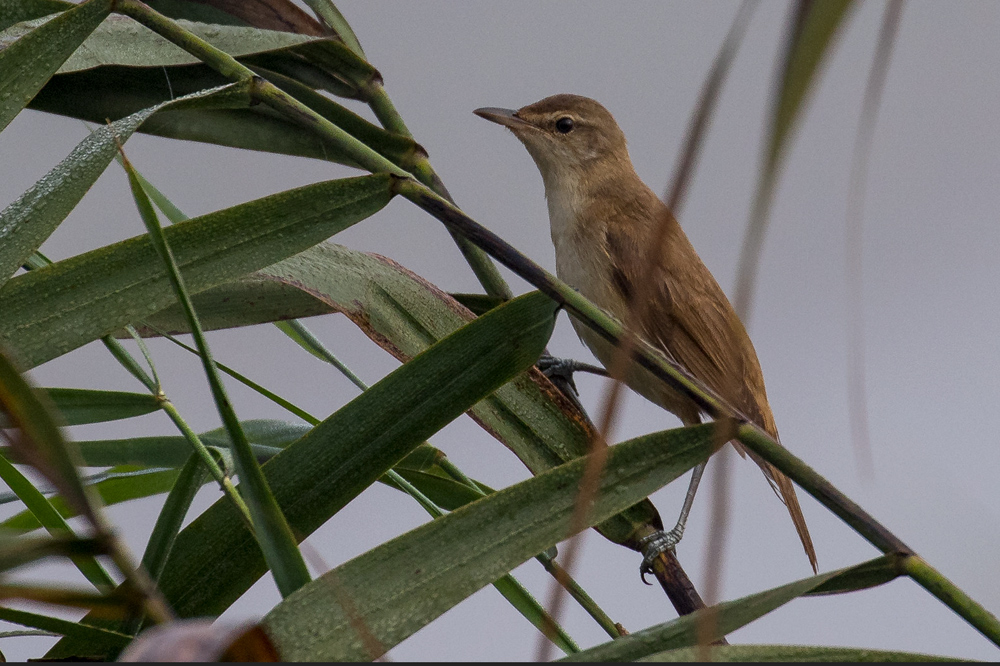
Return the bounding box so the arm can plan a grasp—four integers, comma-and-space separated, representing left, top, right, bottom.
1, 0, 999, 661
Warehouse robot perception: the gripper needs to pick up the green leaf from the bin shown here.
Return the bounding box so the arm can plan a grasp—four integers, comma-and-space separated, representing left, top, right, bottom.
0, 606, 130, 650
57, 420, 310, 469
146, 0, 325, 33
0, 388, 160, 427
0, 0, 111, 132
29, 59, 413, 169
562, 555, 903, 662
165, 291, 557, 612
767, 2, 856, 170
0, 174, 395, 369
1, 467, 182, 532
0, 81, 253, 285
636, 644, 963, 662
0, 534, 107, 574
47, 290, 559, 660
261, 422, 719, 661
135, 242, 662, 546
144, 0, 252, 26
385, 466, 485, 512
0, 0, 74, 33
254, 66, 421, 167
53, 16, 313, 73
11, 10, 378, 97
0, 351, 100, 529
29, 423, 482, 512
450, 292, 507, 315
0, 351, 115, 589
30, 67, 363, 165
123, 145, 311, 598
139, 456, 206, 584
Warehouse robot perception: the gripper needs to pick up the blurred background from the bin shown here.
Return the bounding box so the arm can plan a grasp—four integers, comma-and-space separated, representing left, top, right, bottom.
1, 0, 998, 660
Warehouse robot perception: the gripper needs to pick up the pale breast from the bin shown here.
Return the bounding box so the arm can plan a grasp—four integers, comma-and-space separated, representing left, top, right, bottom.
544, 185, 700, 423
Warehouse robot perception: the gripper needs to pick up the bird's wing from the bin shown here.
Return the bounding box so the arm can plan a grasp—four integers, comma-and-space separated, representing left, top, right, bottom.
605, 220, 818, 572
604, 224, 749, 419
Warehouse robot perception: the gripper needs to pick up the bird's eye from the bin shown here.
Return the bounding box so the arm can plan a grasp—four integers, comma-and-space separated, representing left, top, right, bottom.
555, 117, 574, 134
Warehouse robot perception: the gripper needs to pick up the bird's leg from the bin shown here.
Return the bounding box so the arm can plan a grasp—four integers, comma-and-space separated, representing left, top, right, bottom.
639, 461, 707, 581
536, 352, 609, 423
537, 352, 609, 391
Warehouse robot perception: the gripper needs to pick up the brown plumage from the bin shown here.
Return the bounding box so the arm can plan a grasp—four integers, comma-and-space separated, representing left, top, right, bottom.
476, 94, 817, 571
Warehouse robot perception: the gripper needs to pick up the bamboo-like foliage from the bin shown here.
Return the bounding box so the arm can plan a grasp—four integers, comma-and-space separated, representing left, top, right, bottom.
0, 0, 995, 661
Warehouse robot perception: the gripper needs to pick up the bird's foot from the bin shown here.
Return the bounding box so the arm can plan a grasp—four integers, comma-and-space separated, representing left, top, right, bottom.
638, 527, 684, 584
537, 354, 608, 392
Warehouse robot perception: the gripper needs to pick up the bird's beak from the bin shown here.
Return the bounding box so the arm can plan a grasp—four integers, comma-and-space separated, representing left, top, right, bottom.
474, 107, 532, 130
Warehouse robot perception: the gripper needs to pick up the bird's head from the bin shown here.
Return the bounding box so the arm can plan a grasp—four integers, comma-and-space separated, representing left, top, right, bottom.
475, 94, 629, 185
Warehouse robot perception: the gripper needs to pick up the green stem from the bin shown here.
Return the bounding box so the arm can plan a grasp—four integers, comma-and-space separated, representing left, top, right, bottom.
386, 468, 578, 655
117, 0, 513, 300
368, 84, 513, 299
393, 178, 1000, 650
735, 424, 907, 554
0, 456, 115, 591
303, 0, 366, 58
159, 400, 252, 528
538, 556, 621, 640
436, 448, 620, 639
902, 555, 1000, 648
276, 320, 367, 391
121, 153, 309, 598
368, 84, 410, 138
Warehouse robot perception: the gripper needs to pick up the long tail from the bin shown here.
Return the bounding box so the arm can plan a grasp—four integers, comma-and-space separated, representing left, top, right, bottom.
765, 460, 817, 572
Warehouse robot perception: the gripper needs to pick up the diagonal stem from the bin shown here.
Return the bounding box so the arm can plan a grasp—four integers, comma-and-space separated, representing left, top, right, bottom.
392, 179, 1000, 648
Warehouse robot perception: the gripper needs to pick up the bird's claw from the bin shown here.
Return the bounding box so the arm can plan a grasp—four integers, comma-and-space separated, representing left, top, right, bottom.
537, 354, 582, 395
638, 528, 683, 584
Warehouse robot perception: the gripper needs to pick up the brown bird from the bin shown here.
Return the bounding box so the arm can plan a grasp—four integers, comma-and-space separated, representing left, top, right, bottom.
475, 94, 817, 573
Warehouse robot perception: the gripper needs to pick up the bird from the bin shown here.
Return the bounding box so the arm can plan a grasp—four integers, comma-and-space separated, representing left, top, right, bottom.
475, 94, 817, 573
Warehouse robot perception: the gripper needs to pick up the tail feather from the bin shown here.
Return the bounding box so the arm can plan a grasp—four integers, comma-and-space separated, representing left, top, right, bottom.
767, 461, 817, 572
730, 439, 817, 572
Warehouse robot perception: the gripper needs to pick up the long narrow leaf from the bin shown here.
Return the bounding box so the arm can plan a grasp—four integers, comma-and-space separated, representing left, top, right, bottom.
0, 175, 394, 369
0, 0, 111, 132
30, 67, 363, 165
134, 242, 662, 546
261, 423, 719, 661
139, 456, 207, 584
563, 555, 902, 662
53, 15, 313, 72
0, 455, 114, 589
0, 534, 107, 574
0, 351, 102, 533
147, 0, 324, 33
0, 81, 252, 284
163, 290, 557, 613
0, 0, 74, 32
122, 148, 311, 598
65, 420, 310, 468
1, 467, 181, 532
0, 388, 159, 427
46, 290, 558, 659
0, 606, 131, 650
